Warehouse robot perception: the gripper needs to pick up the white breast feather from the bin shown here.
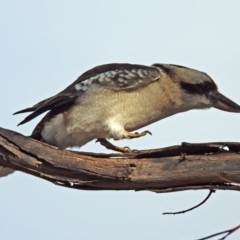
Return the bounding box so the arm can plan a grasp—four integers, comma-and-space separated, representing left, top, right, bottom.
41, 114, 96, 148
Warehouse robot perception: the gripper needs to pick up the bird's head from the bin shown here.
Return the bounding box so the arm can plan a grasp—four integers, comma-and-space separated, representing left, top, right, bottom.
153, 64, 240, 113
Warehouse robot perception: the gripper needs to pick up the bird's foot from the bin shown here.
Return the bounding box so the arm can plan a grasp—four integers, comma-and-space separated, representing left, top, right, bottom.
96, 138, 132, 153
126, 130, 152, 139
96, 130, 151, 153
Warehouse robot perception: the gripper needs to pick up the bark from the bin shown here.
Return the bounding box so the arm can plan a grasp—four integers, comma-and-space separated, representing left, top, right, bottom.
0, 126, 240, 193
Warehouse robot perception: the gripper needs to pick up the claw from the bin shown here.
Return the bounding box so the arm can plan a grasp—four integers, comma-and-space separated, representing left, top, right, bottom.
144, 130, 152, 135
123, 146, 130, 151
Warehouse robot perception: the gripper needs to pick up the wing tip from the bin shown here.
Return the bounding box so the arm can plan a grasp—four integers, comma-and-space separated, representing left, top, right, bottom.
13, 108, 35, 115
17, 120, 26, 126
13, 107, 36, 125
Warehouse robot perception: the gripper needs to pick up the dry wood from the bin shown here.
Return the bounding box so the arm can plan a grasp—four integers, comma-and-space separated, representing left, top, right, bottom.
0, 126, 240, 193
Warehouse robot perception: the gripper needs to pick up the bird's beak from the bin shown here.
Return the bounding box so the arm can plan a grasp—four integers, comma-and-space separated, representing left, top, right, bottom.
209, 92, 240, 113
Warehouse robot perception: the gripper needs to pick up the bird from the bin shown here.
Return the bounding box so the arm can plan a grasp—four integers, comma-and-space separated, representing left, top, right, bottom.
1, 63, 240, 177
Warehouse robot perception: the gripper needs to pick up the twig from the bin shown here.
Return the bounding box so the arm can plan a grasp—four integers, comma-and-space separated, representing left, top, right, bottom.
162, 190, 215, 215
196, 224, 240, 240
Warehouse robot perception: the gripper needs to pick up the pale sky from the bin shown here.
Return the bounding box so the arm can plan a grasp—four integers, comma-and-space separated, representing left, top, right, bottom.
0, 1, 240, 239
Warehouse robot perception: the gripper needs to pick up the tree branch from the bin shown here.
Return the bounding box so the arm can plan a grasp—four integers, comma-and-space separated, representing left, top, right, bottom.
0, 126, 240, 193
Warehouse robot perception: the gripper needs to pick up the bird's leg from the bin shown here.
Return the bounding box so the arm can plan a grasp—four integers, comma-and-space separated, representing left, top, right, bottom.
125, 130, 152, 139
96, 138, 131, 153
96, 130, 151, 153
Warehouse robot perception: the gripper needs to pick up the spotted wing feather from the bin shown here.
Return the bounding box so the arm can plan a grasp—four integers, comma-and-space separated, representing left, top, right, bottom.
65, 63, 160, 93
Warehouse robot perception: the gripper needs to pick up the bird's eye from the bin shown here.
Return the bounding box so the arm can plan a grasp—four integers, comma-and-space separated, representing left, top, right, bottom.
202, 82, 211, 92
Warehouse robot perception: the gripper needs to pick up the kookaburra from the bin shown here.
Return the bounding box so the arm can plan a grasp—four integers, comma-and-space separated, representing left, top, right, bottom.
1, 63, 240, 177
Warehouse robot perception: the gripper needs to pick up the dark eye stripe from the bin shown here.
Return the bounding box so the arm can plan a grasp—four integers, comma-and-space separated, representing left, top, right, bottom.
180, 81, 217, 95
180, 82, 202, 94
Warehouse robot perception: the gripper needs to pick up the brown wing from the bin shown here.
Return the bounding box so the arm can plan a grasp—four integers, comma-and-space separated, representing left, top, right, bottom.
14, 63, 160, 125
